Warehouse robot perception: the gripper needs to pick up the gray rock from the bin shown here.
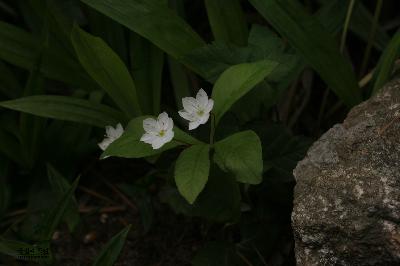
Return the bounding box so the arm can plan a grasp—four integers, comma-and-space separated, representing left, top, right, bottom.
292, 79, 400, 266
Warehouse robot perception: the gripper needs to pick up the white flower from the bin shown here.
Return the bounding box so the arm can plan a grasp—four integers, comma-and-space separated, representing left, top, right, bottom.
98, 123, 124, 151
178, 88, 214, 130
140, 112, 174, 149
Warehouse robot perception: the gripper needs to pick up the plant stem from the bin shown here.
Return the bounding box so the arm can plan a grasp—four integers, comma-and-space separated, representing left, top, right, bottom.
360, 0, 383, 76
209, 113, 215, 145
340, 0, 356, 53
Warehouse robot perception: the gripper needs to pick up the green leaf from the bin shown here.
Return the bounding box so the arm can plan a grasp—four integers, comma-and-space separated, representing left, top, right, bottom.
71, 25, 142, 117
372, 29, 400, 95
0, 127, 24, 166
80, 0, 205, 60
39, 176, 80, 240
175, 144, 210, 204
350, 2, 390, 51
249, 0, 362, 107
0, 21, 93, 87
93, 225, 131, 266
47, 164, 80, 233
102, 116, 202, 159
0, 95, 124, 128
212, 60, 278, 124
254, 123, 312, 181
205, 0, 248, 46
0, 237, 34, 258
0, 61, 21, 99
168, 57, 191, 109
214, 130, 263, 184
184, 24, 298, 83
161, 167, 241, 222
130, 33, 164, 115
192, 241, 240, 266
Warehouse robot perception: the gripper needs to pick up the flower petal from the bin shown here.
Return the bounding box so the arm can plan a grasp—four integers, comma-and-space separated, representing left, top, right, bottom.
189, 120, 202, 130
166, 117, 174, 131
196, 88, 209, 107
157, 112, 169, 131
199, 112, 210, 125
98, 138, 113, 151
182, 97, 198, 113
205, 99, 214, 113
140, 133, 156, 144
143, 118, 157, 133
163, 129, 174, 143
114, 123, 124, 137
178, 110, 196, 122
151, 137, 165, 149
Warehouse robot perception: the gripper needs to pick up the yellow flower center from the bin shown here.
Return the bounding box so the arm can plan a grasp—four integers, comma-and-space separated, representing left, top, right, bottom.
197, 109, 204, 116
158, 130, 166, 137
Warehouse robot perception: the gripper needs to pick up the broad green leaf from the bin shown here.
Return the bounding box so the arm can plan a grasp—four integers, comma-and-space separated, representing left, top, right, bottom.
205, 0, 248, 46
184, 25, 297, 83
0, 95, 124, 128
212, 60, 278, 124
372, 30, 400, 95
39, 176, 80, 240
93, 225, 131, 266
161, 167, 241, 222
102, 116, 202, 159
0, 21, 93, 87
47, 164, 80, 232
214, 130, 263, 184
249, 0, 362, 107
80, 0, 205, 60
175, 144, 210, 204
254, 123, 312, 181
71, 25, 142, 117
130, 33, 164, 115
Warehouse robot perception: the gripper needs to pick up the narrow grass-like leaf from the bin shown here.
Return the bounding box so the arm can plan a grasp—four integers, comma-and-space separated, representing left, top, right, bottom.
0, 95, 124, 128
350, 2, 390, 51
175, 144, 210, 204
92, 225, 131, 266
0, 128, 24, 166
47, 164, 80, 232
0, 21, 93, 87
71, 25, 142, 117
39, 176, 80, 240
214, 130, 263, 184
0, 61, 21, 99
168, 57, 191, 109
372, 30, 400, 95
0, 237, 34, 258
205, 0, 248, 46
87, 8, 128, 64
130, 33, 164, 115
212, 60, 278, 124
80, 0, 205, 59
249, 0, 362, 107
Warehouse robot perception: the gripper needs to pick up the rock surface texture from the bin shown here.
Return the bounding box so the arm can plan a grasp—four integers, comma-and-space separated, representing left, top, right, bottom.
292, 79, 400, 266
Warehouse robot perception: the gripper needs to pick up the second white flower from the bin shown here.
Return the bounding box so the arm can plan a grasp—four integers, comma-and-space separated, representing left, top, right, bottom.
178, 88, 214, 130
140, 112, 174, 149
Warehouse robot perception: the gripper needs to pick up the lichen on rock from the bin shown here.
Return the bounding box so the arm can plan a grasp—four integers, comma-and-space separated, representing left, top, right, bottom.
292, 79, 400, 265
